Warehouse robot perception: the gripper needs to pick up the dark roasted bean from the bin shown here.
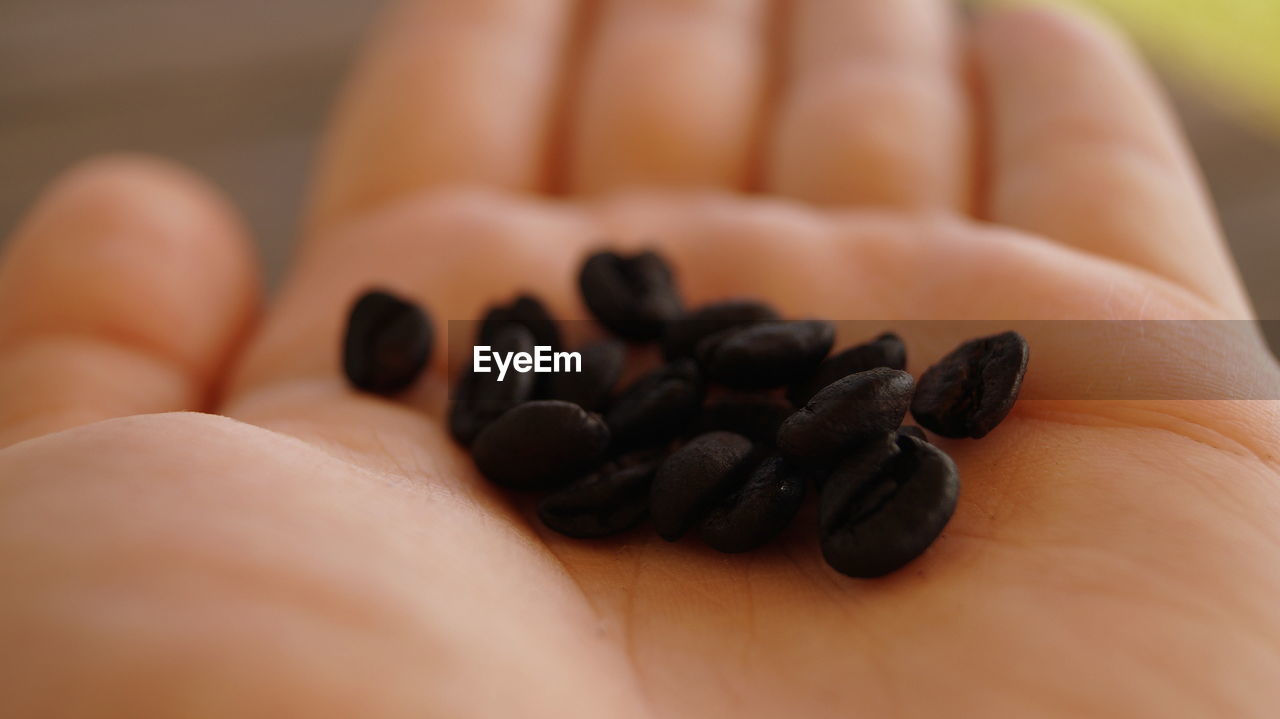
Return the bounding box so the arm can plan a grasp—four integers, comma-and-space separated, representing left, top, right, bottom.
542, 340, 626, 411
471, 401, 610, 490
810, 431, 898, 490
479, 293, 561, 350
579, 250, 683, 340
606, 359, 704, 448
788, 332, 906, 405
700, 455, 806, 553
342, 289, 433, 395
537, 450, 663, 538
662, 299, 779, 359
650, 431, 757, 541
693, 393, 793, 445
448, 325, 537, 445
819, 434, 959, 578
898, 425, 928, 443
777, 368, 914, 466
698, 320, 835, 389
911, 331, 1029, 439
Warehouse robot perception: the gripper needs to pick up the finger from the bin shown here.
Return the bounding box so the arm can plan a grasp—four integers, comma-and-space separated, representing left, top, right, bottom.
0, 156, 260, 447
975, 5, 1250, 315
765, 0, 970, 209
307, 0, 581, 235
565, 0, 773, 194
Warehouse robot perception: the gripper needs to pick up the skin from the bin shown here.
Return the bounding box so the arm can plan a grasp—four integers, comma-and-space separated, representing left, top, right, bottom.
1, 1, 1278, 716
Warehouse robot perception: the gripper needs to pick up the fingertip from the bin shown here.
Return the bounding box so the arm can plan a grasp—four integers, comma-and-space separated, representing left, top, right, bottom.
0, 153, 262, 379
17, 153, 255, 271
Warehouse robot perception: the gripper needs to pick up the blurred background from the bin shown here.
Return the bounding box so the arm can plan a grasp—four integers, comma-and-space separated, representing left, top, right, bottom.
1, 0, 1277, 338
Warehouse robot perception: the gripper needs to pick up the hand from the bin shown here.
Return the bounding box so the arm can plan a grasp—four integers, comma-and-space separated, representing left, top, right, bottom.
2, 2, 1277, 716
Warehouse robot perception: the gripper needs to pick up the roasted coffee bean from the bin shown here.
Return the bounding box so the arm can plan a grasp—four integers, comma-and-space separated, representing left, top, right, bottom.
537, 450, 664, 538
662, 299, 779, 359
579, 250, 683, 341
777, 368, 914, 466
700, 454, 807, 553
342, 289, 433, 395
808, 430, 898, 490
479, 293, 561, 350
650, 431, 757, 541
911, 331, 1029, 439
698, 320, 835, 389
542, 340, 626, 411
898, 425, 928, 443
606, 359, 705, 448
788, 332, 906, 405
449, 324, 537, 445
693, 393, 793, 445
471, 401, 610, 490
819, 434, 959, 578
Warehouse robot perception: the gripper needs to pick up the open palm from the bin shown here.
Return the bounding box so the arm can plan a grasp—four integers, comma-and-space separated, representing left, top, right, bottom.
3, 2, 1279, 716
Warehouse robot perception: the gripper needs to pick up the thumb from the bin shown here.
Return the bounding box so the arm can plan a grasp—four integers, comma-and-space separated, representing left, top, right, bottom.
0, 155, 260, 447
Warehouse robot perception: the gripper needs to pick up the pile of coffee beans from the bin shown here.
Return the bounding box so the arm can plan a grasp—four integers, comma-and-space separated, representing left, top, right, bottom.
342, 249, 1029, 578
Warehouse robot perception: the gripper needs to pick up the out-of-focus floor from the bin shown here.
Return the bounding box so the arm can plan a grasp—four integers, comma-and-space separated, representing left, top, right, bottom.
2, 0, 1278, 343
